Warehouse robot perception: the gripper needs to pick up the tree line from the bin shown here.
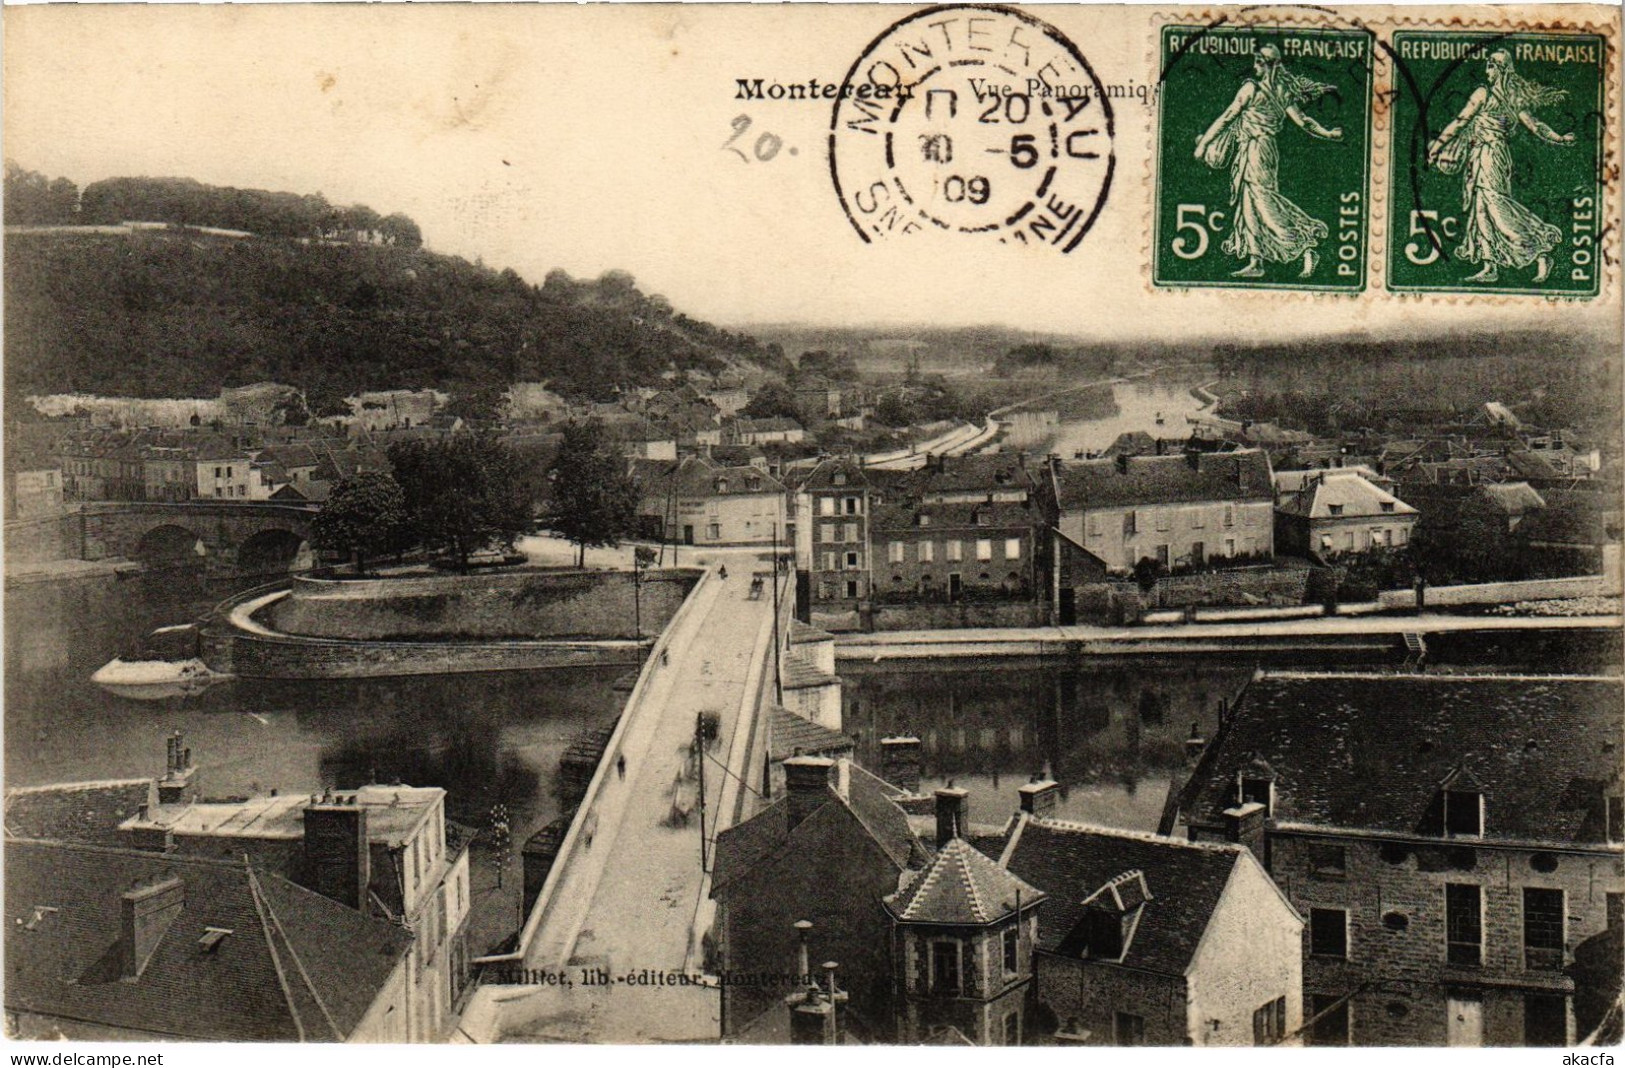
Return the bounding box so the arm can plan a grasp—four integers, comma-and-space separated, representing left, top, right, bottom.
4, 163, 422, 245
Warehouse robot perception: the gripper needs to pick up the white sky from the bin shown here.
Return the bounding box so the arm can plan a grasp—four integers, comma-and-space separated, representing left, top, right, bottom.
4, 4, 1617, 343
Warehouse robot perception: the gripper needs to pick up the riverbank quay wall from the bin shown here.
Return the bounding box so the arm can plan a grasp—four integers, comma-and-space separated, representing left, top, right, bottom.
202, 568, 699, 679
269, 569, 694, 641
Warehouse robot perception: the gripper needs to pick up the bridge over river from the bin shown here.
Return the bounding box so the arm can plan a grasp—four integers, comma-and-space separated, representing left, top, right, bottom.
462, 557, 793, 1043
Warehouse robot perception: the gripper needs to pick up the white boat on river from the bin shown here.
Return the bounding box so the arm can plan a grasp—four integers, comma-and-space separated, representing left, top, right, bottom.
91, 656, 230, 700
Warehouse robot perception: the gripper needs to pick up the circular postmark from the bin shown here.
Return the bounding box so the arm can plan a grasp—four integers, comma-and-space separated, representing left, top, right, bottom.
830, 5, 1115, 252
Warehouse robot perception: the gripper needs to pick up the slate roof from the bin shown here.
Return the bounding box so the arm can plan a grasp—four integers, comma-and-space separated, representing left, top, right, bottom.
1182, 674, 1624, 846
711, 759, 922, 895
1000, 817, 1243, 976
1054, 449, 1272, 511
788, 620, 837, 645
1479, 481, 1547, 517
5, 840, 410, 1041
4, 780, 158, 846
633, 455, 785, 498
869, 498, 1036, 533
885, 837, 1043, 925
1276, 471, 1417, 520
781, 656, 841, 690
769, 706, 855, 762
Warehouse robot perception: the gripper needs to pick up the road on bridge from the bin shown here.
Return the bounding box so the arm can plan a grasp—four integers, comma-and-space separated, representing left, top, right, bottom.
506, 552, 782, 1042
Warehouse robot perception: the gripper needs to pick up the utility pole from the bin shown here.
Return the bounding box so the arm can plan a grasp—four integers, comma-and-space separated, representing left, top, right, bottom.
771, 521, 784, 705
695, 711, 709, 873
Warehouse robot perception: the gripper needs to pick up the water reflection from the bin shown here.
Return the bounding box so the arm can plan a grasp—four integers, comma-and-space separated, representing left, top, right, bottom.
1049, 377, 1210, 460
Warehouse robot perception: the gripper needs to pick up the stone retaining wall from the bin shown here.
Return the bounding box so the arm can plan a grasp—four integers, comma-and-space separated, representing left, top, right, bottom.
217, 631, 645, 679
268, 569, 695, 641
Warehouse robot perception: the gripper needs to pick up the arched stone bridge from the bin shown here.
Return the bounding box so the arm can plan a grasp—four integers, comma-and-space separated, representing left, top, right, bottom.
78, 501, 319, 576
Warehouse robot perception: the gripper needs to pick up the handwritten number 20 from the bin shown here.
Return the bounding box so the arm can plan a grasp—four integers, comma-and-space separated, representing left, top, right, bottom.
723, 115, 782, 162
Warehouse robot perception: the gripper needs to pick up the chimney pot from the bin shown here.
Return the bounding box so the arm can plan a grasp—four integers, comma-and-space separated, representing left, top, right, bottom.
934, 787, 970, 848
1222, 801, 1267, 860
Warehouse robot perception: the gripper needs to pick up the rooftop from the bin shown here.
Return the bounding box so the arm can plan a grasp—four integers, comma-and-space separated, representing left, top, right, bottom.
1054, 449, 1273, 511
1000, 816, 1245, 976
1182, 673, 1624, 846
885, 836, 1044, 926
123, 784, 444, 847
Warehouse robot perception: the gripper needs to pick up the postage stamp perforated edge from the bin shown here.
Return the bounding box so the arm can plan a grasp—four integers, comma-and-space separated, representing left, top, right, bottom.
1376, 10, 1621, 302
1145, 7, 1384, 297
1142, 5, 1621, 302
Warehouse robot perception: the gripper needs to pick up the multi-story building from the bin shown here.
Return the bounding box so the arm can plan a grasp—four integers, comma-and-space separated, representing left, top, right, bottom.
1003, 809, 1304, 1047
1053, 449, 1275, 574
1175, 672, 1625, 1046
633, 455, 788, 546
1274, 469, 1419, 562
795, 458, 875, 615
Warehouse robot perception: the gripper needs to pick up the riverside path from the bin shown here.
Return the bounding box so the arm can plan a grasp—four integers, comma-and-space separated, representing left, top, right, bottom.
492, 553, 786, 1042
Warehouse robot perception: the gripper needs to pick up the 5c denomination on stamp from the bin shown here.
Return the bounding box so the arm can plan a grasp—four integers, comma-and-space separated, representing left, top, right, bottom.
1154, 23, 1375, 292
830, 5, 1115, 252
1388, 30, 1608, 297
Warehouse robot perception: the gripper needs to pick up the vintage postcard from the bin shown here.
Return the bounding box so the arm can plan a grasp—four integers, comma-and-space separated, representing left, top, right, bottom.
2, 2, 1621, 1056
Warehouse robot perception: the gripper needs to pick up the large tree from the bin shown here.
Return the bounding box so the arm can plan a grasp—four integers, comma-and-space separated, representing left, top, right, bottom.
311, 471, 410, 575
387, 434, 531, 571
546, 419, 640, 568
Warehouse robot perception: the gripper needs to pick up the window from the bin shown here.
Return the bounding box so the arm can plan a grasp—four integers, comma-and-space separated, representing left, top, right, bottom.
1240, 776, 1273, 815
1446, 883, 1483, 966
1523, 888, 1565, 970
1003, 1011, 1020, 1046
1002, 925, 1019, 975
1224, 505, 1235, 528
1156, 544, 1169, 567
919, 541, 935, 563
1086, 514, 1101, 538
1191, 510, 1205, 529
1444, 789, 1483, 838
844, 497, 860, 515
1155, 511, 1171, 532
1123, 510, 1138, 536
707, 523, 720, 540
1396, 526, 1409, 546
845, 580, 859, 599
1004, 538, 1021, 560
930, 940, 961, 992
976, 539, 993, 562
821, 553, 837, 572
1113, 1012, 1144, 1046
844, 522, 858, 543
917, 513, 931, 526
819, 497, 836, 516
1308, 994, 1350, 1046
1310, 908, 1348, 959
1343, 531, 1355, 550
1309, 843, 1346, 876
1328, 504, 1344, 516
1253, 996, 1287, 1045
946, 540, 963, 562
1524, 994, 1568, 1046
888, 541, 904, 564
1319, 533, 1334, 552
845, 552, 860, 569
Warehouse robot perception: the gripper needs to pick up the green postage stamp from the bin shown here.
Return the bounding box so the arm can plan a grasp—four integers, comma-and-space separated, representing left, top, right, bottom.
1388, 30, 1608, 297
1154, 24, 1375, 292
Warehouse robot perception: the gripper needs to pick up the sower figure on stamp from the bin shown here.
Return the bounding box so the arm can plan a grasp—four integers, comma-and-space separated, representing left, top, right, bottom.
1195, 43, 1343, 279
1427, 49, 1575, 284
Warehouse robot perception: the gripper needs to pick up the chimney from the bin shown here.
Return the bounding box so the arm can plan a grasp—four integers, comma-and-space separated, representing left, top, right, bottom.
784, 756, 835, 830
787, 959, 847, 1045
157, 732, 196, 805
935, 786, 969, 847
1018, 776, 1060, 818
1222, 801, 1267, 860
1115, 453, 1130, 474
880, 736, 922, 794
303, 800, 371, 910
1185, 448, 1203, 471
121, 876, 185, 978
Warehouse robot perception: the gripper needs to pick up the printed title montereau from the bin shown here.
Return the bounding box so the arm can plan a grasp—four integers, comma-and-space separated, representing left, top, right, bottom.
735, 77, 1158, 103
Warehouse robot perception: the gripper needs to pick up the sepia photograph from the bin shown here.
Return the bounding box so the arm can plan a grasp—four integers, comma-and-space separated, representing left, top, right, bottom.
1, 1, 1621, 1055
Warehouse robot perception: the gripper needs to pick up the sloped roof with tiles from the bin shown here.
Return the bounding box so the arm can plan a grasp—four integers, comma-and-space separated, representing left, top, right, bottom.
1182, 673, 1624, 845
712, 760, 924, 895
1000, 817, 1243, 975
1276, 471, 1417, 520
769, 706, 855, 762
885, 836, 1043, 925
5, 839, 410, 1041
1054, 449, 1272, 512
4, 780, 158, 846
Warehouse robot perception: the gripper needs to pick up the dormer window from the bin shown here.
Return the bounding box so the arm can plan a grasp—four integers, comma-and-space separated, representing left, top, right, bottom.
1075, 871, 1150, 962
716, 478, 729, 494
1328, 504, 1345, 516
833, 471, 848, 486
917, 513, 931, 527
1444, 789, 1483, 838
1238, 765, 1274, 816
1380, 501, 1396, 513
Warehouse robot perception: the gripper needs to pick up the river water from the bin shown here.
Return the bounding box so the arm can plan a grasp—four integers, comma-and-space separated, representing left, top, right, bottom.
1049, 375, 1210, 459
